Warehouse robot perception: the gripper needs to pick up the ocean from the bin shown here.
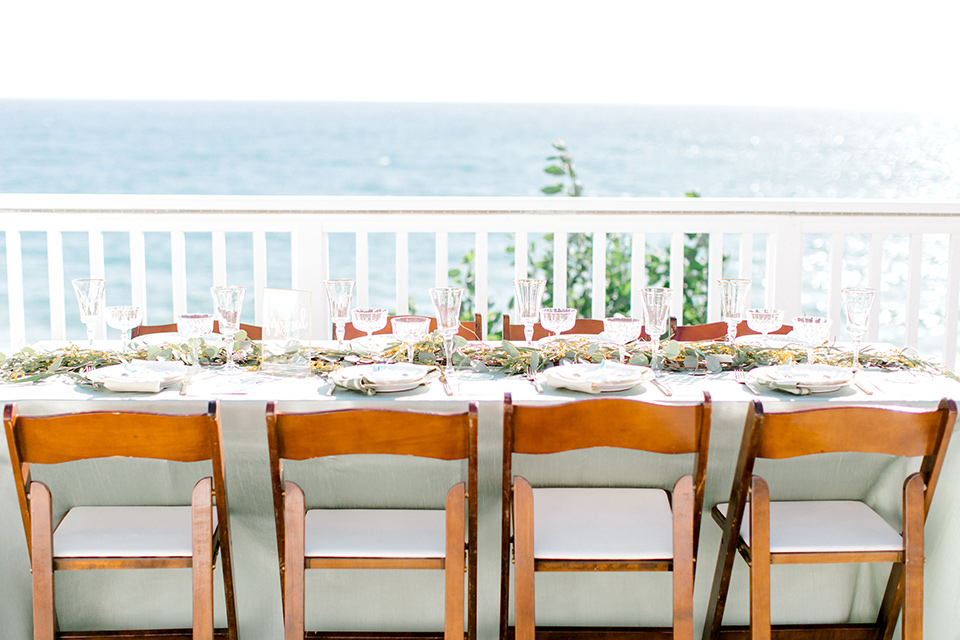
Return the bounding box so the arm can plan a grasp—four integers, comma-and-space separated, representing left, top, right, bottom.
1, 101, 959, 347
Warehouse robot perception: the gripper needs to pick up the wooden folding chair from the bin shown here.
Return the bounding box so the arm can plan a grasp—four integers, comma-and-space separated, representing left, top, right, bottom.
342, 313, 483, 340
266, 402, 479, 640
671, 321, 792, 342
501, 392, 712, 640
502, 315, 669, 342
703, 399, 956, 640
3, 401, 237, 640
132, 322, 263, 340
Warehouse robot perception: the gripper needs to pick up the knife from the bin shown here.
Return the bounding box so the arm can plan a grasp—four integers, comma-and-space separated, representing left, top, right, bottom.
438, 369, 454, 396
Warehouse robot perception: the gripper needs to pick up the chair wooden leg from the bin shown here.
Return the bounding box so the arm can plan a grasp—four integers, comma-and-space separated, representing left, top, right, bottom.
284, 482, 306, 640
749, 477, 771, 640
192, 477, 214, 640
30, 481, 55, 640
513, 477, 535, 640
902, 473, 925, 640
672, 475, 694, 640
444, 483, 466, 640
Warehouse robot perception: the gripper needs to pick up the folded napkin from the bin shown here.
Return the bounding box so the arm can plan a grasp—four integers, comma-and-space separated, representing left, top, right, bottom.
97, 371, 166, 393
330, 367, 438, 395
543, 366, 640, 394
751, 376, 812, 395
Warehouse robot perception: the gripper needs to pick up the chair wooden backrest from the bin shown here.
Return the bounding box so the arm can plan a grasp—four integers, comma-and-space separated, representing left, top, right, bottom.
266, 401, 479, 640
131, 322, 262, 340
671, 320, 792, 342
501, 392, 712, 640
343, 313, 483, 340
503, 314, 671, 342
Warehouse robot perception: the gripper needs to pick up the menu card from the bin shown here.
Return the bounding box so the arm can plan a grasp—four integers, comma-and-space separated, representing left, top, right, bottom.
260, 287, 312, 376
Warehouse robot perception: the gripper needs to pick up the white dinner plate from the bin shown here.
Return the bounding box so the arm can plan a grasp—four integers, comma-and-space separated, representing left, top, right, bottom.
749, 364, 855, 393
86, 360, 188, 392
329, 363, 435, 392
550, 362, 654, 392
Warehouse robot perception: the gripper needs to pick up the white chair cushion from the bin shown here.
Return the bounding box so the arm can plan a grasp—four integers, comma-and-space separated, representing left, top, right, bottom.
532, 487, 674, 561
304, 509, 446, 559
716, 500, 903, 553
54, 506, 214, 558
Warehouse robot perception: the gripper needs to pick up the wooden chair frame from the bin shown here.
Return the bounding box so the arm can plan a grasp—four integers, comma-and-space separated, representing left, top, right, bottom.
3, 401, 237, 640
266, 402, 479, 640
343, 313, 483, 340
502, 315, 790, 343
131, 322, 262, 340
703, 399, 956, 640
500, 392, 712, 640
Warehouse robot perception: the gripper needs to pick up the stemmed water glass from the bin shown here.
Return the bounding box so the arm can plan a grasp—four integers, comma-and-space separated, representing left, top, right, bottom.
540, 308, 576, 340
105, 305, 143, 352
324, 279, 356, 349
640, 287, 672, 371
211, 285, 246, 372
177, 313, 214, 369
430, 287, 463, 377
603, 317, 643, 364
746, 308, 784, 345
718, 278, 751, 343
391, 316, 432, 364
842, 287, 878, 369
793, 316, 831, 364
71, 278, 106, 345
351, 308, 388, 342
513, 279, 546, 344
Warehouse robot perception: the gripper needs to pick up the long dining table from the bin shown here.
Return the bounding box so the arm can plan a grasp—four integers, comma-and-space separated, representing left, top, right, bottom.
2, 344, 960, 640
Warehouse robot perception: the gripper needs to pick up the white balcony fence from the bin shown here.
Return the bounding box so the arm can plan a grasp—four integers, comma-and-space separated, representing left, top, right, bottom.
2, 195, 960, 368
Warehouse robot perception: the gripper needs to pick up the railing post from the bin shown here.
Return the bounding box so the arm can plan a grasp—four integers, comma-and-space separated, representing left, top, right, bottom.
46, 230, 65, 341
768, 216, 803, 322
293, 214, 330, 340
591, 231, 606, 319
553, 232, 568, 309
6, 230, 26, 349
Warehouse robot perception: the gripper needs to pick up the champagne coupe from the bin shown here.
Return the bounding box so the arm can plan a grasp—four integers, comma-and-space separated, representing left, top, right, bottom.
718, 278, 751, 343
513, 279, 546, 344
177, 313, 214, 369
71, 278, 106, 345
351, 308, 388, 341
211, 286, 246, 372
842, 287, 878, 369
430, 287, 463, 377
391, 316, 432, 364
540, 308, 576, 340
746, 308, 784, 345
640, 287, 672, 371
324, 279, 356, 349
105, 305, 143, 353
793, 316, 831, 364
603, 317, 643, 363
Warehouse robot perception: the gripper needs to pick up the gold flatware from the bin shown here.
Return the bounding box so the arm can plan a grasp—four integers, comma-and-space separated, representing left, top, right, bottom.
438, 369, 454, 396
650, 377, 673, 396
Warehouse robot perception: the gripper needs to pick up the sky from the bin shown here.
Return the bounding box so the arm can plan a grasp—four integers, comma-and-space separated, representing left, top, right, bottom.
2, 0, 958, 111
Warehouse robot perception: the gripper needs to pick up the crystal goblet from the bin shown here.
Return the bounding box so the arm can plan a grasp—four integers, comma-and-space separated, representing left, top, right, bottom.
177, 313, 214, 369
603, 317, 643, 363
746, 308, 784, 345
640, 287, 672, 371
842, 287, 878, 370
513, 279, 546, 344
540, 308, 577, 340
324, 279, 356, 349
430, 287, 463, 377
71, 278, 106, 345
793, 316, 831, 364
391, 316, 432, 364
211, 286, 246, 371
718, 278, 751, 343
351, 308, 388, 340
105, 305, 143, 353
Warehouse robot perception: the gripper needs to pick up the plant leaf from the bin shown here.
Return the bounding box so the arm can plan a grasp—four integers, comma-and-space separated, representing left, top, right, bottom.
544, 165, 566, 176
541, 184, 564, 195
502, 341, 520, 357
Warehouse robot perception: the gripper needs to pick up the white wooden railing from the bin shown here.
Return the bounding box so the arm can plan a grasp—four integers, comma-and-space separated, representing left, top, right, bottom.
2, 195, 960, 367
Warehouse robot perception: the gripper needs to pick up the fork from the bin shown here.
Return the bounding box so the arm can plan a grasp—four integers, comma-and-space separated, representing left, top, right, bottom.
733, 369, 759, 395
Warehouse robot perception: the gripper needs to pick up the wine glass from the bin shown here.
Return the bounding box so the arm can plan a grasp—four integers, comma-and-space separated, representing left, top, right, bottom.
603, 317, 643, 363
391, 316, 432, 364
842, 287, 878, 369
324, 279, 356, 349
540, 308, 576, 340
71, 278, 106, 345
430, 287, 463, 377
177, 313, 214, 369
211, 286, 246, 372
793, 316, 831, 364
718, 278, 751, 343
351, 308, 388, 342
640, 287, 672, 371
746, 308, 784, 345
513, 279, 546, 344
105, 305, 143, 353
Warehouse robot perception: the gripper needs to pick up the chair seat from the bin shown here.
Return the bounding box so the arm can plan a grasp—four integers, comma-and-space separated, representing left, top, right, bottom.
304, 508, 446, 558
716, 500, 903, 553
532, 487, 674, 560
54, 506, 214, 558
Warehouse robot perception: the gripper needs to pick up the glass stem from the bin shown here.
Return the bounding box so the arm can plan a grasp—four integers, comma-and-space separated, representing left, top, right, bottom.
651, 335, 661, 372
523, 323, 534, 345
443, 334, 455, 376
725, 319, 738, 343
336, 322, 346, 349
851, 334, 862, 370
618, 345, 627, 364
407, 343, 415, 363
807, 346, 815, 364
85, 321, 96, 346
190, 342, 200, 369
122, 329, 131, 353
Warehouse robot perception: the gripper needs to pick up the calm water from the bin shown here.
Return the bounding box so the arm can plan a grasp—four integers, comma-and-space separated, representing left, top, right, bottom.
1, 101, 959, 347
